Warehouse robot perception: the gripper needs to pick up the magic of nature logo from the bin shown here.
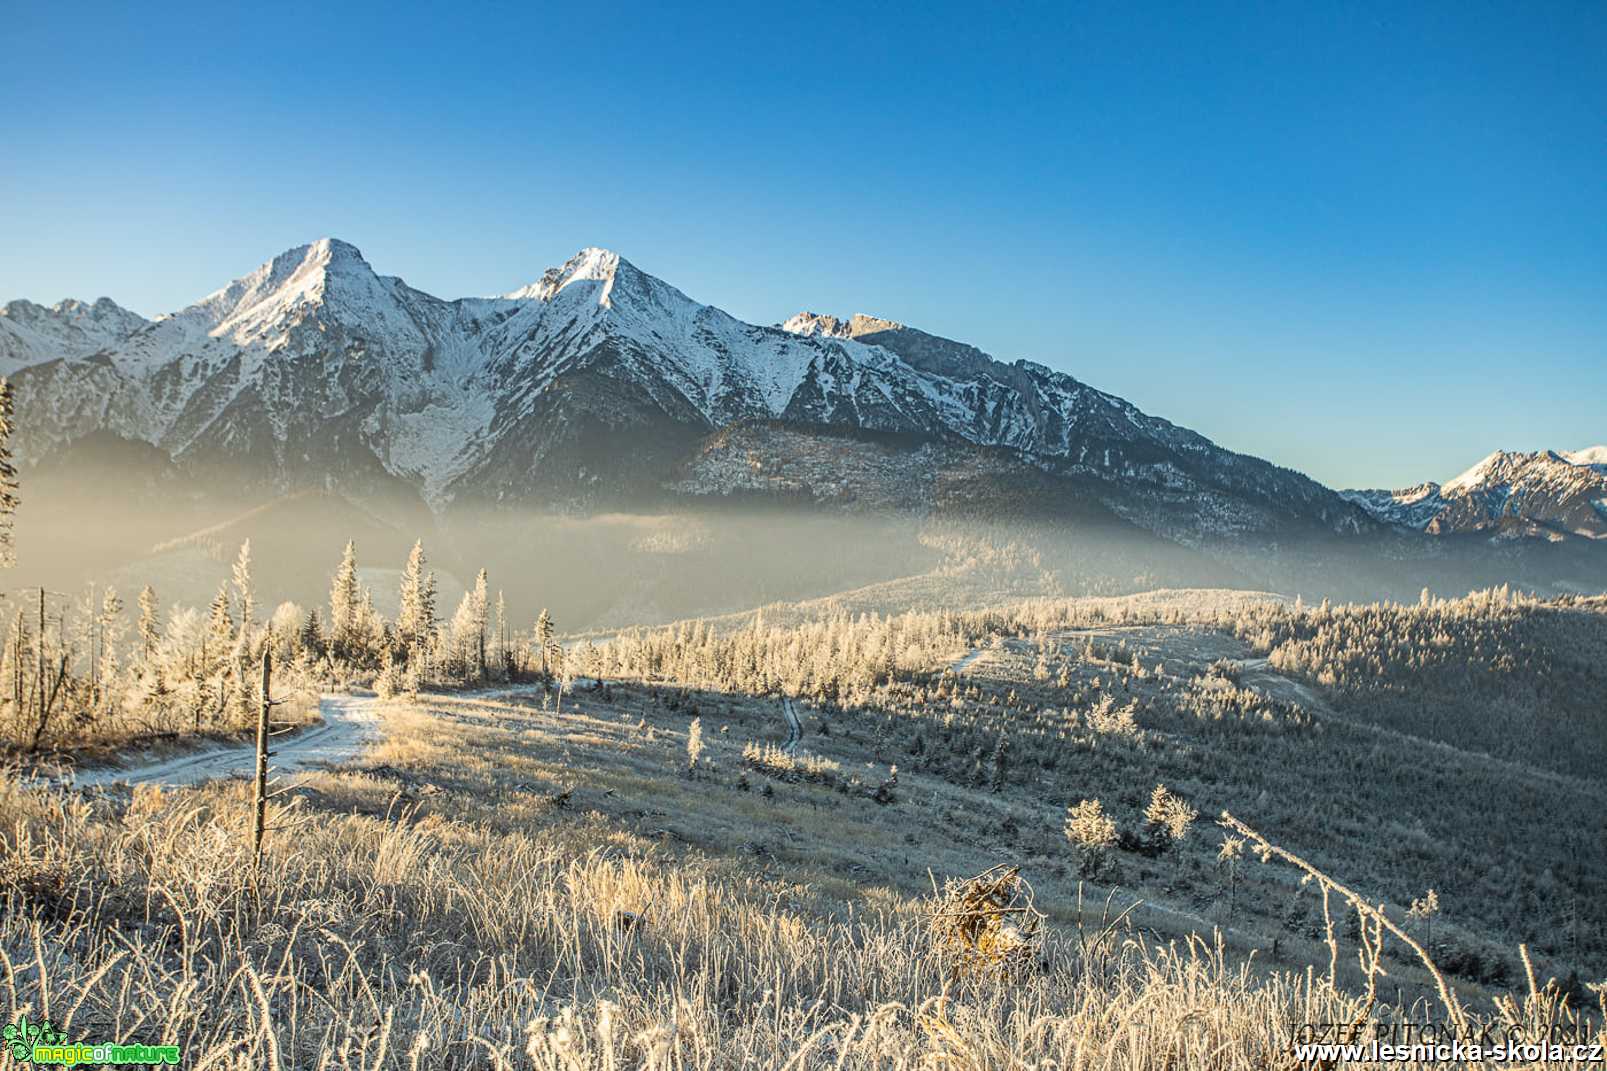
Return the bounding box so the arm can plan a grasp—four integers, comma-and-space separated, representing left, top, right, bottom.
2, 1015, 180, 1066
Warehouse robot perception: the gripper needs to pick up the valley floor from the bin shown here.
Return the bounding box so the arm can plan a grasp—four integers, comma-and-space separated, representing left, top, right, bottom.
3, 597, 1603, 1067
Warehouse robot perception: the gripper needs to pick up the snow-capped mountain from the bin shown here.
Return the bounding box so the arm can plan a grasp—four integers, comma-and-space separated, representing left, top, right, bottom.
1343, 449, 1607, 541
5, 238, 1372, 542
0, 297, 148, 375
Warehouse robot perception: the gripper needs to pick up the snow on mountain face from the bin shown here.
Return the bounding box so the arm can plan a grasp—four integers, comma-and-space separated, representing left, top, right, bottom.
5, 238, 1370, 540
1564, 445, 1607, 470
1344, 450, 1607, 541
1338, 482, 1447, 532
0, 297, 147, 374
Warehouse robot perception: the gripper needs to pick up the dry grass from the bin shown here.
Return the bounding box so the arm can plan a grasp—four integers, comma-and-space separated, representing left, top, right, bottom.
0, 680, 1601, 1069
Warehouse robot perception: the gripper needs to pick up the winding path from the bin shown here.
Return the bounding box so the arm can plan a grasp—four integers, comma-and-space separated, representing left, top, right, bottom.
949, 647, 989, 674
779, 696, 802, 756
63, 693, 383, 790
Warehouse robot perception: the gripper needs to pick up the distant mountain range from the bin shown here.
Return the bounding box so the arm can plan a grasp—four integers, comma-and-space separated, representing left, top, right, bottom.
2, 239, 1603, 610
2, 239, 1370, 547
1343, 448, 1607, 542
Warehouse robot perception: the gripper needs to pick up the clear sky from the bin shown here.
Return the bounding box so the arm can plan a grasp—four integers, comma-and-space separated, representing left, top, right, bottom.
3, 1, 1602, 489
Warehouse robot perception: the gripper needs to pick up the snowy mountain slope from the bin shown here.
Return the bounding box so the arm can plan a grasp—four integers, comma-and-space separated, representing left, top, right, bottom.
1337, 483, 1447, 532
0, 297, 147, 375
6, 238, 1374, 542
1343, 448, 1607, 541
1563, 446, 1607, 470
773, 311, 1370, 542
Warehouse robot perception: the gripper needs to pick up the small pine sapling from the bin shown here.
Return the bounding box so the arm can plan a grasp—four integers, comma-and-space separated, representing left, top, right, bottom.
685, 716, 704, 777
1064, 799, 1117, 877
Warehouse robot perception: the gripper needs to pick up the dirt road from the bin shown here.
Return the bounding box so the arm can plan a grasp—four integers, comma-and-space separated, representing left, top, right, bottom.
949, 647, 989, 673
64, 693, 383, 790
780, 696, 802, 755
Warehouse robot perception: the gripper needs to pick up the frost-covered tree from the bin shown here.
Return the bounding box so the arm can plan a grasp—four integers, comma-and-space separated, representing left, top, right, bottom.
534, 608, 555, 678
329, 540, 362, 659
1217, 835, 1245, 920
397, 540, 435, 656
137, 586, 161, 664
1142, 783, 1198, 853
0, 381, 18, 568
470, 569, 488, 680
374, 647, 402, 700
267, 601, 303, 659
231, 539, 255, 640
493, 591, 507, 679
1407, 888, 1441, 949
96, 587, 126, 696
444, 570, 490, 681
206, 582, 234, 658
686, 716, 704, 775
1064, 798, 1117, 876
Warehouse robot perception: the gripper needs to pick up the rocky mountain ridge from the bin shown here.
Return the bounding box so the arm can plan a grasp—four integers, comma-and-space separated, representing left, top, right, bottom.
3, 238, 1376, 543
1343, 448, 1607, 541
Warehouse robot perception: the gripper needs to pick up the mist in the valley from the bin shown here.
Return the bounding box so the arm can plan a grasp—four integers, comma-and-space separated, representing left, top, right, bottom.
16, 438, 1607, 638
11, 442, 1215, 633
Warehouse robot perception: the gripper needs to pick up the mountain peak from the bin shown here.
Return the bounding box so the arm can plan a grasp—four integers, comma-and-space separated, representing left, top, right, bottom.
1349, 446, 1607, 540
505, 247, 628, 305
0, 294, 148, 372
1441, 448, 1607, 495
303, 237, 374, 276
1442, 449, 1512, 494
179, 237, 387, 336
3, 295, 141, 322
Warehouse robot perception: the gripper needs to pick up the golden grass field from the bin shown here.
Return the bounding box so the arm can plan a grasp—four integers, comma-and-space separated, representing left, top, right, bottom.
3, 589, 1604, 1067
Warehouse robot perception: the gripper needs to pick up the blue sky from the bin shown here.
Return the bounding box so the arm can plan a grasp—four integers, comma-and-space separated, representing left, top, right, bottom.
3, 1, 1602, 489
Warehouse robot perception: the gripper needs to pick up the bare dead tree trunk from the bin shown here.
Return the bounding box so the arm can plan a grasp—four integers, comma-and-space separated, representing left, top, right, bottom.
253, 647, 271, 870
34, 587, 44, 739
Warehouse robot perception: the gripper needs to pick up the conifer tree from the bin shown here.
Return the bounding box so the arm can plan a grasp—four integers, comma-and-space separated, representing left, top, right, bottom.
1065, 799, 1117, 876
97, 587, 125, 693
207, 582, 234, 655
299, 607, 325, 658
231, 539, 255, 639
470, 569, 488, 680
686, 716, 704, 776
989, 732, 1008, 793
1142, 783, 1198, 853
397, 540, 435, 655
493, 591, 507, 678
329, 540, 361, 659
0, 381, 18, 568
137, 585, 161, 663
535, 608, 554, 678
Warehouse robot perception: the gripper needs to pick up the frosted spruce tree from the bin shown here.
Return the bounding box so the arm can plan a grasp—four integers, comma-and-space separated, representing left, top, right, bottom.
470, 569, 488, 680
137, 585, 161, 664
231, 540, 255, 645
0, 380, 17, 568
397, 540, 436, 657
534, 608, 554, 680
493, 591, 507, 679
206, 582, 234, 656
329, 540, 362, 661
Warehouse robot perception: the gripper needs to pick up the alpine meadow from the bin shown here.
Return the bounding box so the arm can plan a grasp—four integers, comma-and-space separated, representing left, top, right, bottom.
3, 3, 1606, 1068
